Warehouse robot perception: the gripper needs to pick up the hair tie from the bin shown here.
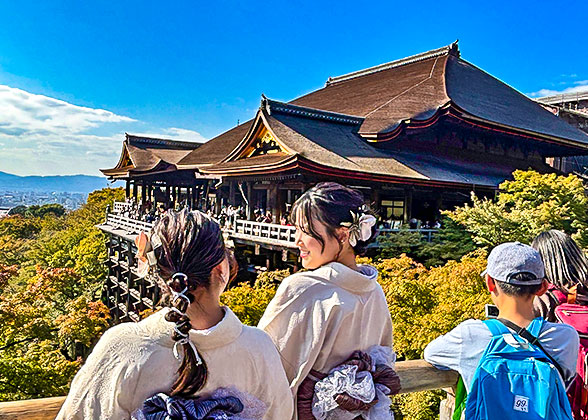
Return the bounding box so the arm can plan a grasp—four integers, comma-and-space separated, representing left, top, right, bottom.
170, 273, 191, 306
173, 338, 202, 365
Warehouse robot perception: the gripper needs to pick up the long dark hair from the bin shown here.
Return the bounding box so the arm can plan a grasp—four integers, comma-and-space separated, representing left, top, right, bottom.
531, 229, 588, 292
152, 208, 233, 396
290, 182, 377, 256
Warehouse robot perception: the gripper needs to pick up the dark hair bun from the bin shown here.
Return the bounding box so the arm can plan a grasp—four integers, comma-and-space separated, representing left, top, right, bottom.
291, 182, 378, 256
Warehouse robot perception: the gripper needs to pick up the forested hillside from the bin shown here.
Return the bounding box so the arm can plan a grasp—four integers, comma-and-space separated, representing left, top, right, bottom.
0, 188, 123, 401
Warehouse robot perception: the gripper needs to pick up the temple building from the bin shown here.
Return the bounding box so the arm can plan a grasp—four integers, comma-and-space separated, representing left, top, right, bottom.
536, 91, 588, 174
99, 42, 588, 322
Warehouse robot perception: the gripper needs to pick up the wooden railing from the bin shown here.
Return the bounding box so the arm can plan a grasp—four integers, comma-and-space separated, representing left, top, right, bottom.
232, 219, 298, 248
0, 360, 458, 419
378, 227, 439, 243
105, 213, 154, 234
113, 201, 133, 214
101, 213, 438, 248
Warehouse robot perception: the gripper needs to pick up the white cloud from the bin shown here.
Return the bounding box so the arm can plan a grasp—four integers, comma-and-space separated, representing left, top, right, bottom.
0, 85, 135, 139
527, 85, 588, 98
0, 85, 208, 176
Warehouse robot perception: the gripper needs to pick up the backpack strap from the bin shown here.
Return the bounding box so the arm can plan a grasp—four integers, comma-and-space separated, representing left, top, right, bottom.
483, 318, 511, 336
497, 317, 566, 381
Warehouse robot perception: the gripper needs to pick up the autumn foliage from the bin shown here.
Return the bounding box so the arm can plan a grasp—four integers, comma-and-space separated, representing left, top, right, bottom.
0, 188, 122, 401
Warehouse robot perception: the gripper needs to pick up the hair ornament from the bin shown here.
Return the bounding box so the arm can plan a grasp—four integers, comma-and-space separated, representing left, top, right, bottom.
135, 231, 161, 278
170, 274, 192, 306
340, 210, 377, 247
173, 337, 202, 365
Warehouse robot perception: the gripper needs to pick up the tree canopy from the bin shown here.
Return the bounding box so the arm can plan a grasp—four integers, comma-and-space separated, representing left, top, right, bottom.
0, 188, 122, 401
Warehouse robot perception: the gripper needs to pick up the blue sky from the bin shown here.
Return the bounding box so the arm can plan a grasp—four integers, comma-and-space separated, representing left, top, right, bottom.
0, 0, 586, 176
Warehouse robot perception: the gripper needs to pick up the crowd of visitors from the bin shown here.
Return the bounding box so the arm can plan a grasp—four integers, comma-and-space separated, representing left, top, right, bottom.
63, 183, 587, 419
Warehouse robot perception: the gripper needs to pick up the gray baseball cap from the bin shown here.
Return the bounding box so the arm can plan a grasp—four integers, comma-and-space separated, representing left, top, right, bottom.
481, 242, 545, 285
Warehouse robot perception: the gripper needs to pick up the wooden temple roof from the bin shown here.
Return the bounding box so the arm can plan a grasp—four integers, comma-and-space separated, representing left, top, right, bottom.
101, 134, 201, 179
174, 43, 588, 188
197, 98, 554, 188
290, 42, 588, 146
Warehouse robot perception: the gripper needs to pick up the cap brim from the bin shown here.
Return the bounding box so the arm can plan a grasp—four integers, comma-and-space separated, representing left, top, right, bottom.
480, 269, 488, 278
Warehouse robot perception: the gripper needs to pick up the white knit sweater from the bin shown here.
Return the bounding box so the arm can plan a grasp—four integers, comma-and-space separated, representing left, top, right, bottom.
56, 307, 293, 420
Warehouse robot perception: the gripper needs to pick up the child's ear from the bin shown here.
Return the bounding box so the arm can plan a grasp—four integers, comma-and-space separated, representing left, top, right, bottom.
535, 279, 549, 296
486, 275, 496, 293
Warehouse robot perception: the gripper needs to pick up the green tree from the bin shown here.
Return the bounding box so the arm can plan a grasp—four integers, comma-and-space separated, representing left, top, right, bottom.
0, 216, 42, 265
0, 188, 122, 401
25, 204, 66, 218
448, 170, 588, 247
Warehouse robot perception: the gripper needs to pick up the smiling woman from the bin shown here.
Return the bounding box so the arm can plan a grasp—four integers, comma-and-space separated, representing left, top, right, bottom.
258, 182, 398, 420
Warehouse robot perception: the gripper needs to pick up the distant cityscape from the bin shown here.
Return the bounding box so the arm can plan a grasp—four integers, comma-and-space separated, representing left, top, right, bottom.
0, 171, 115, 214
0, 190, 88, 210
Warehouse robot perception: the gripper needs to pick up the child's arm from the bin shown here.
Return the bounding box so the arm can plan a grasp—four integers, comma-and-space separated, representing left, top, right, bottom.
423, 324, 465, 372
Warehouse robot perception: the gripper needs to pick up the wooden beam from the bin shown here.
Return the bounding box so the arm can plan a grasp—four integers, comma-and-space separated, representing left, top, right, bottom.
0, 361, 457, 420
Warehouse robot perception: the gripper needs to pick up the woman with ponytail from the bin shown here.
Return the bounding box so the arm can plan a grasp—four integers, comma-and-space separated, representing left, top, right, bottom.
57, 209, 293, 420
258, 183, 398, 420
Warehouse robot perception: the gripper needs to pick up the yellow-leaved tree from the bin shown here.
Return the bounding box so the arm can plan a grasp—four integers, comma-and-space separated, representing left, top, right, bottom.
448, 170, 588, 248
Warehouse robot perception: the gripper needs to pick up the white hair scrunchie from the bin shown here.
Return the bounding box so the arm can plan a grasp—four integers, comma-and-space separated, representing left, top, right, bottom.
341, 211, 377, 247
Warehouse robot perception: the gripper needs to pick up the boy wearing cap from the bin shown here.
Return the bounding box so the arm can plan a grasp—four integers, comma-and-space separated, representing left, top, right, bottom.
424, 241, 580, 392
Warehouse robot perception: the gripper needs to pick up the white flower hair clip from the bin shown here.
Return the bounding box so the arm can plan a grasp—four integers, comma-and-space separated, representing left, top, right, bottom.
340, 210, 377, 247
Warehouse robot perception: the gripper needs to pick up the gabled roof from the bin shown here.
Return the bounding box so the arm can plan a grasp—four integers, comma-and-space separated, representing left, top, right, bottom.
291, 42, 588, 146
200, 99, 554, 188
101, 134, 201, 179
178, 42, 588, 175
177, 123, 251, 168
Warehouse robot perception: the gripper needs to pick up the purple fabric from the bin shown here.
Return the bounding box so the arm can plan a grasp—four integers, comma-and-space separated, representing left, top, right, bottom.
140, 393, 244, 420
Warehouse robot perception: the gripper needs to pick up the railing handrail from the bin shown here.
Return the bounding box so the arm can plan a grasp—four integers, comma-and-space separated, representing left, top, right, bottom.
105, 213, 154, 233
0, 360, 457, 419
113, 201, 133, 213
100, 213, 439, 247
378, 228, 439, 233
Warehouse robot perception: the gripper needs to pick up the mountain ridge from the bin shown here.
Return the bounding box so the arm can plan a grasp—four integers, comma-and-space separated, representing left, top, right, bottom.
0, 171, 111, 193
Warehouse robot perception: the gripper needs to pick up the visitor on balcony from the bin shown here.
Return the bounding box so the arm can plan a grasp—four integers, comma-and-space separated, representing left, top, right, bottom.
531, 230, 588, 321
258, 182, 398, 420
56, 209, 293, 420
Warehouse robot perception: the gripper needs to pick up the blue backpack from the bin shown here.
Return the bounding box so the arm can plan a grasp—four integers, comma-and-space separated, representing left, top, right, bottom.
465, 317, 573, 419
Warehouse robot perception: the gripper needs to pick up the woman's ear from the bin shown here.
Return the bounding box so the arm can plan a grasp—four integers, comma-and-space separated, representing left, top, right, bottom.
335, 227, 349, 244
211, 257, 230, 289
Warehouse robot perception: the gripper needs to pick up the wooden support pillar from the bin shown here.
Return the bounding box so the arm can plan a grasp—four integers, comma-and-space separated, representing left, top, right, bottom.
204, 182, 211, 211
140, 182, 146, 207
172, 185, 177, 207
165, 185, 171, 208
132, 182, 138, 200
268, 183, 279, 223
246, 182, 253, 220
403, 189, 413, 224
229, 182, 236, 206
215, 189, 222, 215
435, 194, 443, 220
125, 180, 130, 199
371, 187, 380, 215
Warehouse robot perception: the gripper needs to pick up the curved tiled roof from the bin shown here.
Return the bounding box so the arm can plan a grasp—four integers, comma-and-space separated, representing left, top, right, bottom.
174, 42, 588, 187
101, 134, 201, 178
